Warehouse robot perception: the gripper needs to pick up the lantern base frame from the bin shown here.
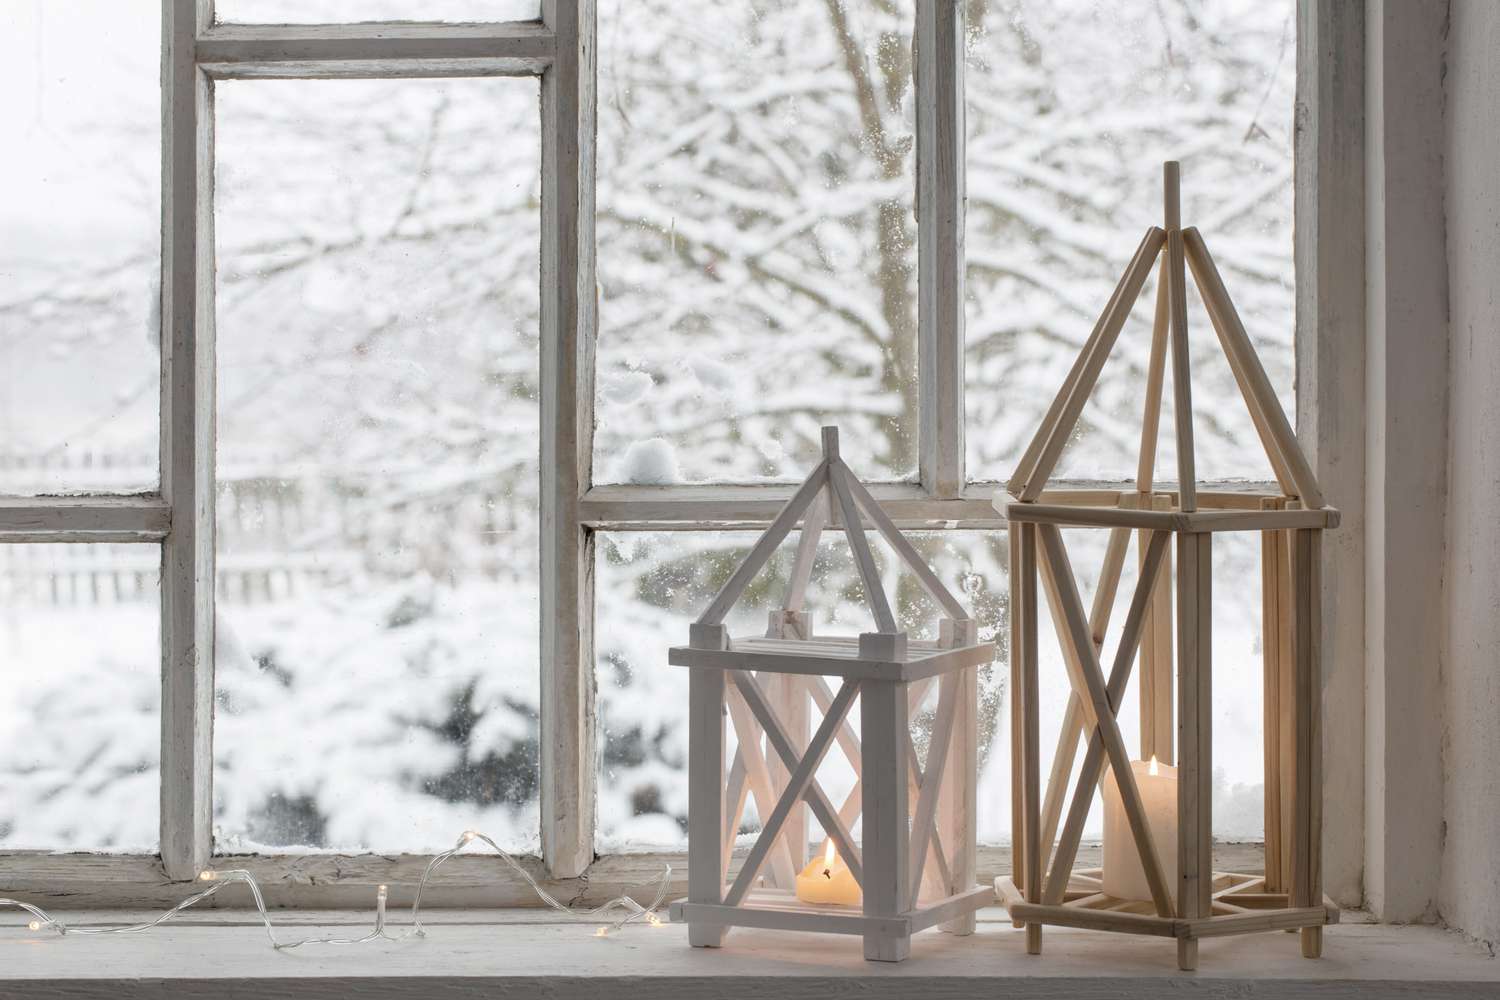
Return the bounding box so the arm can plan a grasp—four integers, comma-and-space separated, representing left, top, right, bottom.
995, 870, 1338, 949
670, 884, 992, 950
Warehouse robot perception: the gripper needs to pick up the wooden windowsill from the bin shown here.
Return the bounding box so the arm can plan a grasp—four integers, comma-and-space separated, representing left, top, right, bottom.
2, 907, 1495, 999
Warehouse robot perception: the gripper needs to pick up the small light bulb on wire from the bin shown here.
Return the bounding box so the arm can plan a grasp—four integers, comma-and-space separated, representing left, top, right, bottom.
3, 828, 669, 950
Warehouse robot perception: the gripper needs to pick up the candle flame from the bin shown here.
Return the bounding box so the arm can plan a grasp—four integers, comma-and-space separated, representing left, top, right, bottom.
1148, 755, 1160, 777
823, 839, 837, 866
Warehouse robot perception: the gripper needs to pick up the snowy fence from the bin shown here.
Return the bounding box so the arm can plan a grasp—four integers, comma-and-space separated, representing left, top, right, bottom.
0, 450, 526, 607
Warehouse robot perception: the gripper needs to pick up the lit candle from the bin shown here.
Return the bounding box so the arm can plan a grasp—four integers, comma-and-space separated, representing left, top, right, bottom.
1102, 756, 1179, 902
795, 839, 862, 906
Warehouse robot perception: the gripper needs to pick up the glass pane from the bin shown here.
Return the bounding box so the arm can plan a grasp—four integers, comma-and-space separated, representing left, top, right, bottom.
594, 1, 919, 485
594, 529, 1007, 852
216, 0, 541, 23
965, 0, 1296, 484
212, 78, 541, 853
0, 544, 160, 849
0, 2, 160, 495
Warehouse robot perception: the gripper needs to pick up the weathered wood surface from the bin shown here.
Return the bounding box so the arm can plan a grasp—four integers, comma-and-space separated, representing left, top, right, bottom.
159, 0, 216, 884
0, 845, 1266, 911
1, 918, 1496, 1000
537, 0, 597, 882
195, 21, 554, 78
0, 498, 171, 542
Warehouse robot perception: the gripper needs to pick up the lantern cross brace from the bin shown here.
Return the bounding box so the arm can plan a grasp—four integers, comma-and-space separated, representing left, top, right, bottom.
1042, 528, 1173, 906
809, 673, 959, 900
729, 670, 865, 885
721, 670, 960, 905
1035, 519, 1135, 863
1034, 523, 1176, 917
723, 676, 861, 906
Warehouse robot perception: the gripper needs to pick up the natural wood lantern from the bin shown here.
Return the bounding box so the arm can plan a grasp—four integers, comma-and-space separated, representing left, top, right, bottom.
667, 427, 995, 961
994, 163, 1340, 970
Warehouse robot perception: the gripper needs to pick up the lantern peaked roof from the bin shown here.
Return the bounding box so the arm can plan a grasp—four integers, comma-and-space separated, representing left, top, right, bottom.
1006, 161, 1326, 515
693, 426, 970, 638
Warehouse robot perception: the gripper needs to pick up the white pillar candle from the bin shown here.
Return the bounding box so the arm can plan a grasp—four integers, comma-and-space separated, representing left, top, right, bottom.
1102, 757, 1179, 902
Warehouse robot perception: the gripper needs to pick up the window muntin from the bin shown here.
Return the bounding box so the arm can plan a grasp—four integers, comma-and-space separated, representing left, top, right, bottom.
0, 1, 160, 495
0, 544, 161, 850
214, 0, 541, 24
963, 0, 1296, 484
211, 77, 542, 853
593, 0, 920, 485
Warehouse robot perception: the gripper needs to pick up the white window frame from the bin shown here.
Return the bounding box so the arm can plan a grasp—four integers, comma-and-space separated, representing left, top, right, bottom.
0, 0, 1364, 910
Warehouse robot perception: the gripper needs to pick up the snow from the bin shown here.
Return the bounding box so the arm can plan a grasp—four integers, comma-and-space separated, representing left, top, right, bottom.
599, 371, 655, 406
2, 0, 1295, 855
615, 438, 682, 486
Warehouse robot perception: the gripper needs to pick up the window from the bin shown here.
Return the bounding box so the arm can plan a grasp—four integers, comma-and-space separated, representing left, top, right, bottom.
1, 0, 1318, 903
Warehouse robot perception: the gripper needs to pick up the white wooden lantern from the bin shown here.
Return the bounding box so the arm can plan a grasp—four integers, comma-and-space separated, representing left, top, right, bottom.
994, 163, 1339, 970
667, 427, 995, 961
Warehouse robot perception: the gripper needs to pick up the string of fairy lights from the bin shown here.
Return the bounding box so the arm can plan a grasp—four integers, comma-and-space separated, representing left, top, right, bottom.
0, 830, 670, 949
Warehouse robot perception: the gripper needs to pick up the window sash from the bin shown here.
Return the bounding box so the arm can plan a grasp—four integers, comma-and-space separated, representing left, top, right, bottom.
0, 0, 1346, 905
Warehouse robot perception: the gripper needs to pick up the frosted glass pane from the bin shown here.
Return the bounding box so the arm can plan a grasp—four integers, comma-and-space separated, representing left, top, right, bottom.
965, 0, 1296, 484
212, 77, 541, 853
594, 1, 919, 485
216, 0, 541, 23
0, 2, 159, 495
0, 544, 160, 850
594, 530, 1007, 852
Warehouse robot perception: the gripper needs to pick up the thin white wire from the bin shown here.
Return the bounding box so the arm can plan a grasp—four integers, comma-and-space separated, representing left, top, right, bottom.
1, 829, 672, 950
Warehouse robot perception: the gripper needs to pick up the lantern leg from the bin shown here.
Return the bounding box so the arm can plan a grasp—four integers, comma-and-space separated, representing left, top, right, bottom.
1008, 529, 1026, 929
1019, 523, 1043, 955
861, 679, 911, 962
688, 661, 729, 947
1176, 533, 1212, 971
1292, 529, 1324, 959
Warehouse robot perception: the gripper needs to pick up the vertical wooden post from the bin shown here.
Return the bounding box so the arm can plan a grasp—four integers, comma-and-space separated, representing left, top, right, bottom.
687, 629, 728, 948
767, 674, 809, 875
1175, 532, 1211, 971
1276, 524, 1297, 892
1137, 256, 1171, 494
861, 680, 911, 962
1292, 529, 1324, 958
1154, 496, 1177, 763
1164, 162, 1197, 511
1008, 527, 1027, 929
1261, 508, 1284, 893
1136, 246, 1172, 766
915, 0, 966, 497
938, 622, 978, 934
1296, 0, 1365, 912
1020, 523, 1042, 955
159, 0, 216, 881
540, 0, 598, 880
